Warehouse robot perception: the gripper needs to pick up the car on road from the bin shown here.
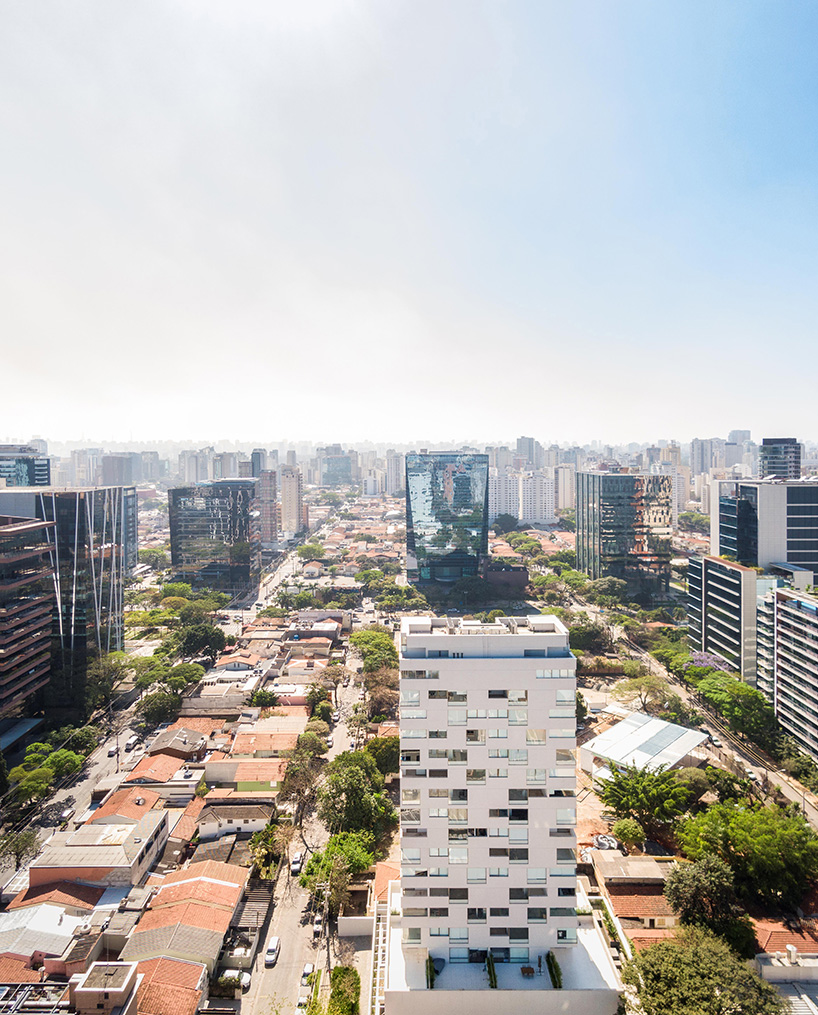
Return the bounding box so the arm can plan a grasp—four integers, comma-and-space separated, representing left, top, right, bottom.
313, 913, 324, 939
332, 711, 340, 723
264, 936, 281, 966
326, 736, 334, 749
745, 769, 759, 782
290, 851, 304, 875
222, 970, 251, 991
296, 997, 309, 1014
255, 602, 264, 608
301, 964, 314, 986
107, 746, 119, 757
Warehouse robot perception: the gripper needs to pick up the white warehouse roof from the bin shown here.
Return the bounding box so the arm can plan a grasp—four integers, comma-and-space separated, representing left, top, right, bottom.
580, 711, 708, 775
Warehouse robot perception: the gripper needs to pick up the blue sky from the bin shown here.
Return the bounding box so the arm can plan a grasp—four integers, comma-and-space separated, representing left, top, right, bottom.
2, 1, 817, 445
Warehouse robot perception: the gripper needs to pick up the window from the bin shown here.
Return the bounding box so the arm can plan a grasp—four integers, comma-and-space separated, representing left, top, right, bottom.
510, 947, 530, 962
555, 749, 574, 765
557, 929, 577, 943
448, 709, 467, 726
489, 769, 508, 778
510, 848, 529, 863
401, 751, 421, 764
523, 648, 545, 657
448, 690, 467, 702
550, 828, 573, 837
509, 789, 528, 802
488, 729, 508, 739
467, 868, 486, 882
509, 828, 528, 844
449, 848, 468, 864
428, 749, 447, 759
467, 827, 487, 837
509, 928, 529, 941
488, 689, 508, 699
526, 729, 547, 744
489, 827, 508, 837
403, 908, 427, 917
448, 807, 468, 824
527, 868, 547, 883
448, 749, 468, 764
488, 709, 508, 719
528, 908, 548, 922
550, 908, 576, 918
556, 689, 574, 703
450, 788, 468, 802
402, 789, 420, 803
558, 887, 576, 897
430, 887, 449, 898
509, 888, 528, 902
428, 689, 447, 699
402, 849, 421, 863
429, 769, 447, 778
448, 829, 468, 842
401, 691, 421, 706
551, 728, 574, 738
403, 928, 421, 943
429, 847, 448, 858
428, 730, 448, 739
466, 769, 486, 783
490, 927, 508, 937
489, 808, 508, 818
509, 690, 528, 705
527, 769, 547, 784
429, 927, 448, 936
429, 867, 448, 877
489, 868, 509, 877
489, 847, 508, 857
449, 888, 469, 902
549, 708, 575, 718
402, 709, 427, 719
429, 650, 449, 659
490, 907, 509, 917
450, 927, 468, 941
466, 729, 485, 743
429, 907, 448, 918
403, 728, 426, 738
509, 749, 528, 764
429, 788, 448, 798
401, 808, 420, 823
467, 709, 487, 719
468, 908, 486, 922
404, 888, 428, 898
449, 948, 469, 963
489, 749, 508, 759
428, 808, 447, 817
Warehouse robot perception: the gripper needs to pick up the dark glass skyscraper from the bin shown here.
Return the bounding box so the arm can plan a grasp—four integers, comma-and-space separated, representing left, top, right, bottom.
576, 471, 673, 602
760, 437, 802, 480
405, 453, 489, 583
169, 479, 261, 595
0, 445, 51, 487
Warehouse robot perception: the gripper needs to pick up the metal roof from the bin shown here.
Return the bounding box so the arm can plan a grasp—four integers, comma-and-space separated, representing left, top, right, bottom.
583, 711, 708, 772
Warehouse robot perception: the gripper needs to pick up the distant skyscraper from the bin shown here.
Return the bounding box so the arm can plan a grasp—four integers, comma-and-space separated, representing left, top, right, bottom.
385, 451, 405, 496
516, 436, 544, 470
280, 466, 304, 535
405, 452, 489, 583
168, 479, 260, 594
251, 448, 268, 477
257, 470, 278, 546
285, 450, 297, 467
0, 445, 51, 487
576, 471, 673, 601
728, 429, 751, 445
101, 453, 141, 486
760, 437, 802, 480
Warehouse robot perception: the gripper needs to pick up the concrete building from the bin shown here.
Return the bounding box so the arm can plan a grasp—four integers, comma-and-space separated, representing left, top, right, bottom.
0, 446, 51, 487
554, 464, 576, 511
256, 470, 277, 547
386, 452, 406, 496
488, 471, 519, 524
398, 615, 578, 964
280, 466, 304, 535
518, 473, 556, 526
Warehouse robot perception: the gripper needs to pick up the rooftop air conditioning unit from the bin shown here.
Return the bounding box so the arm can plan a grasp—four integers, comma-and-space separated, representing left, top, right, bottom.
135, 797, 145, 805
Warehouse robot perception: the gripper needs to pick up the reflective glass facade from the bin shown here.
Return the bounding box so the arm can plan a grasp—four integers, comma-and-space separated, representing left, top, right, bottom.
0, 446, 51, 487
576, 472, 672, 602
406, 453, 489, 583
169, 479, 261, 594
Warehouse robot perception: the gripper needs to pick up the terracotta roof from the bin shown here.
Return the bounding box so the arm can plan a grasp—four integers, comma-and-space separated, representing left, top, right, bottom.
138, 982, 201, 1015
169, 718, 223, 736
628, 928, 676, 951
754, 919, 818, 954
215, 651, 260, 668
7, 880, 105, 912
88, 787, 162, 823
137, 957, 206, 991
207, 750, 228, 761
153, 879, 241, 911
162, 860, 249, 888
606, 885, 675, 919
170, 796, 207, 842
231, 732, 299, 755
225, 760, 287, 783
135, 901, 233, 935
125, 752, 183, 784
373, 861, 400, 902
259, 705, 311, 718
0, 956, 42, 983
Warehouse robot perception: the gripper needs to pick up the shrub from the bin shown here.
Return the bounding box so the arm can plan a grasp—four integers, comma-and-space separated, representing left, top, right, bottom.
327, 966, 360, 1015
546, 950, 563, 989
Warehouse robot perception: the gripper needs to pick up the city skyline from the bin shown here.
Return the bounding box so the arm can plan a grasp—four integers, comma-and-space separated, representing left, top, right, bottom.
4, 2, 818, 441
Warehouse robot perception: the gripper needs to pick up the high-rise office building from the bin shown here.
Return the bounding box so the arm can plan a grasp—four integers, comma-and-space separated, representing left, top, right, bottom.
516, 437, 544, 470
386, 452, 406, 496
576, 471, 673, 601
101, 453, 142, 487
285, 450, 297, 467
280, 466, 304, 535
0, 486, 137, 711
0, 445, 51, 487
251, 448, 268, 478
257, 470, 278, 547
406, 453, 489, 583
168, 479, 260, 594
398, 614, 578, 968
728, 429, 751, 445
70, 448, 103, 487
0, 514, 56, 716
712, 478, 818, 573
554, 465, 576, 511
760, 437, 802, 480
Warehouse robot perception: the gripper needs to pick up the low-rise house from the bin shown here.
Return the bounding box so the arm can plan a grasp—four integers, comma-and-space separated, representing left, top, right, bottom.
147, 728, 208, 762
7, 881, 105, 918
125, 752, 191, 787
136, 957, 207, 1015
231, 731, 299, 757
86, 788, 162, 826
591, 851, 678, 943
203, 758, 287, 793
198, 804, 275, 842
0, 904, 86, 966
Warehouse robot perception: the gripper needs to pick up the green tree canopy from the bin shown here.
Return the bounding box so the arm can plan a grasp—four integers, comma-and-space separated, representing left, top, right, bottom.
136, 691, 182, 726
365, 736, 399, 775
612, 671, 668, 711
622, 924, 784, 1015
349, 630, 398, 673
248, 689, 279, 708
317, 763, 395, 837
677, 802, 818, 909
44, 749, 84, 779
138, 548, 171, 569
569, 621, 611, 654
664, 855, 742, 928
492, 513, 520, 534
160, 582, 194, 600
180, 623, 226, 663
300, 830, 376, 908
0, 829, 41, 870
611, 818, 644, 850
597, 764, 690, 836
10, 766, 53, 805
297, 543, 325, 559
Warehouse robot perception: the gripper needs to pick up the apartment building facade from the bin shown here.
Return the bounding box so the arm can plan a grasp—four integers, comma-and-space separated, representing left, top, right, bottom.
398, 615, 578, 966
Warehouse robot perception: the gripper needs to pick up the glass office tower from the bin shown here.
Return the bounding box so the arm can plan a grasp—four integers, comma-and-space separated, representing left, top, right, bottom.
168, 479, 261, 595
576, 471, 672, 602
406, 453, 489, 583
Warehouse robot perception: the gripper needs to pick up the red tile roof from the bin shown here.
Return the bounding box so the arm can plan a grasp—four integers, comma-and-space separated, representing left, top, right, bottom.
169, 718, 224, 736
231, 732, 299, 755
137, 957, 206, 991
125, 752, 183, 784
153, 879, 240, 911
162, 860, 249, 888
170, 796, 207, 842
89, 787, 162, 823
606, 885, 675, 919
628, 928, 676, 951
7, 880, 105, 912
139, 982, 201, 1015
0, 956, 41, 983
754, 919, 818, 954
136, 901, 233, 936
373, 861, 400, 902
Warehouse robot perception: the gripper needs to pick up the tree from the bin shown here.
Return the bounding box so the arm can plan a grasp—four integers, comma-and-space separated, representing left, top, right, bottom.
249, 823, 280, 878
674, 767, 711, 805
136, 691, 182, 726
622, 925, 784, 1015
297, 543, 325, 559
576, 691, 588, 724
301, 831, 376, 911
248, 689, 279, 708
586, 576, 627, 603
696, 673, 778, 749
677, 802, 818, 908
611, 818, 644, 850
168, 663, 205, 685
492, 513, 519, 535
597, 764, 690, 836
180, 623, 226, 664
349, 630, 398, 673
365, 736, 399, 776
160, 582, 194, 600
569, 621, 611, 654
0, 829, 41, 870
138, 548, 171, 569
704, 766, 746, 804
315, 701, 334, 724
317, 765, 396, 837
297, 731, 329, 757
178, 602, 209, 626
50, 725, 102, 756
306, 684, 330, 714
10, 766, 53, 805
44, 749, 84, 779
662, 855, 755, 957
612, 672, 667, 712
85, 651, 130, 710
305, 718, 331, 738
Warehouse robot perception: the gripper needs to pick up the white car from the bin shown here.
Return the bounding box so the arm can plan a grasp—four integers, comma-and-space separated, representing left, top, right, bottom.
326, 736, 334, 748
301, 963, 314, 986
296, 997, 309, 1014
290, 851, 304, 875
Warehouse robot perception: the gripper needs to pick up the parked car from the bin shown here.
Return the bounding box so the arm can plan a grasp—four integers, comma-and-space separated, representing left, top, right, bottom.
107, 746, 119, 757
264, 936, 281, 966
301, 963, 314, 986
313, 913, 324, 939
290, 852, 304, 875
332, 711, 340, 723
326, 736, 334, 749
222, 970, 251, 991
296, 997, 309, 1014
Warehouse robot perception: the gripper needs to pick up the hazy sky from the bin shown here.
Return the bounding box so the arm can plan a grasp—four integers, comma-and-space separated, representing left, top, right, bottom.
3, 1, 818, 446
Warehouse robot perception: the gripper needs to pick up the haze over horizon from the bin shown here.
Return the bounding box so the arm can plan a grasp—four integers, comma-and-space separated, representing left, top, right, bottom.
3, 1, 818, 443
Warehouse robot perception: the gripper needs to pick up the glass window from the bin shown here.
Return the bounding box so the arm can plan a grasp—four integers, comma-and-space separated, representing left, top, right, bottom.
467, 868, 486, 882
429, 847, 448, 858
488, 709, 508, 719
555, 749, 575, 765
403, 928, 421, 943
450, 928, 468, 941
448, 948, 469, 963
527, 769, 547, 784
449, 848, 468, 864
428, 808, 447, 817
428, 730, 448, 739
527, 868, 547, 883
449, 888, 469, 902
402, 709, 427, 719
467, 709, 487, 719
429, 908, 448, 918
509, 690, 528, 705
403, 728, 426, 738
448, 807, 468, 824
428, 867, 448, 877
448, 709, 467, 726
404, 888, 428, 898
488, 729, 508, 739
402, 849, 421, 863
428, 689, 447, 699
466, 729, 486, 743
510, 947, 530, 962
403, 908, 427, 917
489, 808, 508, 818
401, 751, 421, 764
526, 729, 548, 744
450, 788, 468, 802
488, 689, 508, 699
489, 749, 509, 759
428, 749, 447, 759
509, 749, 528, 764
489, 868, 509, 877
448, 691, 467, 703
489, 827, 508, 837
551, 728, 574, 738
489, 769, 508, 778
557, 929, 577, 944
401, 808, 420, 823
556, 689, 574, 703
508, 709, 528, 725
400, 691, 421, 706
402, 789, 420, 803
509, 848, 529, 862
429, 927, 448, 936
490, 907, 509, 917
466, 769, 486, 783
448, 749, 468, 764
429, 789, 448, 798
468, 908, 486, 922
510, 888, 528, 902
509, 928, 529, 941
509, 789, 528, 802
